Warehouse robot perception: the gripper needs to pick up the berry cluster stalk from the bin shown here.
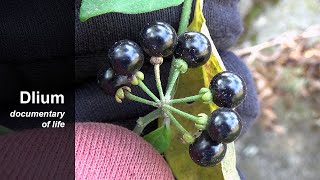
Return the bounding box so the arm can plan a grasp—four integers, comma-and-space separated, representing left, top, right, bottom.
154, 64, 165, 101
166, 0, 193, 98
133, 109, 162, 135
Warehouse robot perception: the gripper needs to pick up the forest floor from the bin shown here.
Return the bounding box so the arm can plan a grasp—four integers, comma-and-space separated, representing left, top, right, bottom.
235, 0, 320, 179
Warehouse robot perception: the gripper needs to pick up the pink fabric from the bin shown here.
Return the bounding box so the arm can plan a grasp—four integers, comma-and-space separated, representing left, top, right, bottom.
0, 123, 173, 180
0, 125, 74, 179
75, 123, 174, 180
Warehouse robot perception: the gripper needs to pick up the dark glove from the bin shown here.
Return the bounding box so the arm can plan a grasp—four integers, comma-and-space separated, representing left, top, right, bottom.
0, 0, 258, 134
0, 0, 259, 179
75, 0, 243, 82
74, 0, 259, 136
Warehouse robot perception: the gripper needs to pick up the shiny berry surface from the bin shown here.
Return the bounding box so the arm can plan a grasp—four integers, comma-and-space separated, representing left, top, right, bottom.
108, 40, 144, 76
209, 71, 246, 108
140, 21, 177, 57
97, 65, 129, 96
174, 32, 212, 68
208, 108, 242, 143
189, 131, 227, 167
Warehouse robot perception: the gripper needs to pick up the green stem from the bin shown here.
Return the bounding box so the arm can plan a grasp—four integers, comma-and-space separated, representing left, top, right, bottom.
178, 0, 193, 35
165, 68, 180, 99
125, 92, 158, 107
154, 64, 165, 101
133, 109, 162, 135
163, 104, 201, 124
163, 109, 189, 135
138, 80, 160, 102
166, 0, 194, 97
169, 94, 203, 104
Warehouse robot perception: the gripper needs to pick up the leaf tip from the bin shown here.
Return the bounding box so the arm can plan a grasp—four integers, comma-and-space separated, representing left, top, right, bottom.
79, 14, 89, 22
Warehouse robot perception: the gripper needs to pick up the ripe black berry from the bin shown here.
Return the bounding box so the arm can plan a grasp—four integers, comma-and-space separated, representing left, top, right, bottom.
209, 71, 246, 108
189, 131, 227, 167
140, 21, 177, 57
208, 108, 242, 143
108, 40, 144, 76
97, 65, 129, 96
174, 32, 212, 68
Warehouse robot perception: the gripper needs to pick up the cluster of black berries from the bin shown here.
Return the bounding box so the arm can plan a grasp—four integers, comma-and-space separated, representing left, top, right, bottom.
98, 21, 212, 95
97, 21, 248, 168
189, 71, 247, 167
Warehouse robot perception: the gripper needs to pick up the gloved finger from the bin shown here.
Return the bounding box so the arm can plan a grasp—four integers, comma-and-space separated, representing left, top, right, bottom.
75, 122, 174, 180
0, 125, 74, 179
75, 0, 242, 82
203, 0, 243, 51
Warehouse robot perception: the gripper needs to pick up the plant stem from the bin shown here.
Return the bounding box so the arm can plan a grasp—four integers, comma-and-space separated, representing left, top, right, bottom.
138, 80, 160, 102
178, 0, 193, 35
169, 94, 203, 104
133, 109, 162, 135
154, 64, 165, 101
163, 104, 202, 124
166, 0, 194, 98
165, 68, 180, 99
125, 92, 158, 107
163, 112, 171, 129
163, 109, 189, 135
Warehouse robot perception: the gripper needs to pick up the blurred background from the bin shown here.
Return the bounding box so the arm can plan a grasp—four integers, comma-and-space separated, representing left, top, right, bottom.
234, 0, 320, 179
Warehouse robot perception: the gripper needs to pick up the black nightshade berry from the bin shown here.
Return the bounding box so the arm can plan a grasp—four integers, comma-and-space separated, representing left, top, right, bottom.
97, 65, 130, 96
209, 71, 246, 108
208, 108, 242, 143
108, 40, 144, 76
140, 21, 177, 57
189, 131, 227, 167
174, 32, 212, 68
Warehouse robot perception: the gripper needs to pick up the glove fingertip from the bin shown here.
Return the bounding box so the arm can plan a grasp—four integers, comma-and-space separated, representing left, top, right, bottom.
75, 122, 174, 180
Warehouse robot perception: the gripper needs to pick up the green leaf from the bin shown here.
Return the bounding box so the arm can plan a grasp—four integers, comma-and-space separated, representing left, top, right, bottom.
79, 0, 184, 22
144, 125, 171, 153
0, 125, 13, 135
164, 0, 240, 179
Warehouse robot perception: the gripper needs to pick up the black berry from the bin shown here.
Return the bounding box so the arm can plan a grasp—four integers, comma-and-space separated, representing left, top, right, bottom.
97, 65, 129, 96
140, 21, 177, 57
208, 108, 242, 143
174, 32, 212, 68
108, 40, 144, 76
209, 71, 246, 108
189, 131, 227, 167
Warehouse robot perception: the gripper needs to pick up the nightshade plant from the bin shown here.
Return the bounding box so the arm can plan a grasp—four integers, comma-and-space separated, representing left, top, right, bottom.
80, 0, 246, 177
97, 20, 246, 166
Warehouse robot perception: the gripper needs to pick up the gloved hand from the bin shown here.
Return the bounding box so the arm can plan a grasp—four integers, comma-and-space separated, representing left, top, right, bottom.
74, 1, 259, 179
0, 0, 259, 179
74, 0, 260, 135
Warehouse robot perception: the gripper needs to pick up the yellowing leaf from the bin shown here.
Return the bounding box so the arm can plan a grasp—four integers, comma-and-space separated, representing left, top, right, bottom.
164, 0, 240, 179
